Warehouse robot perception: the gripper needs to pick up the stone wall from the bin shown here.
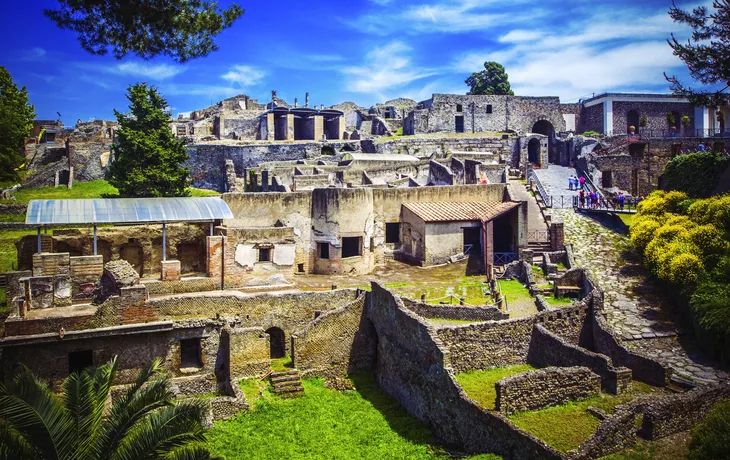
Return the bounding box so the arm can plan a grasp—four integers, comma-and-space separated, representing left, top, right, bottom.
366, 283, 562, 459
437, 303, 590, 373
527, 324, 632, 394
495, 366, 601, 414
402, 298, 509, 321
291, 294, 372, 378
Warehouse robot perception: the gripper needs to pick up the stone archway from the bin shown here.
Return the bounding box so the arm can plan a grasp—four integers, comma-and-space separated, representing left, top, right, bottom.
266, 327, 286, 358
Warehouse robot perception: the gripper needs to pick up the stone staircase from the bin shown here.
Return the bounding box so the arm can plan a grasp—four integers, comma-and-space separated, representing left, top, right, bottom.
270, 369, 304, 398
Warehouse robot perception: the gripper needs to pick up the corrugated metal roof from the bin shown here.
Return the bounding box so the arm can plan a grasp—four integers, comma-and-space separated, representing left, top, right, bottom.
26, 197, 233, 226
403, 201, 519, 223
341, 153, 420, 162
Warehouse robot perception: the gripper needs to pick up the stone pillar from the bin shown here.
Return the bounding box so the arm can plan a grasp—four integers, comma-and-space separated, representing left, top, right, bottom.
261, 170, 269, 192
206, 236, 224, 279
314, 115, 324, 141
603, 99, 613, 135
161, 260, 181, 281
266, 113, 275, 141
286, 113, 295, 141
550, 221, 565, 251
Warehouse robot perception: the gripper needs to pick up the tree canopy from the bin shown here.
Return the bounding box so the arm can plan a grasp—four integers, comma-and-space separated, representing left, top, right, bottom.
0, 66, 35, 182
465, 62, 514, 96
666, 0, 730, 106
0, 357, 219, 460
109, 84, 190, 197
44, 0, 244, 63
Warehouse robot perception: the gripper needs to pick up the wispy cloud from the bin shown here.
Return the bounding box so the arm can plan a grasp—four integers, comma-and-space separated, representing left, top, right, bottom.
221, 65, 266, 88
341, 41, 438, 98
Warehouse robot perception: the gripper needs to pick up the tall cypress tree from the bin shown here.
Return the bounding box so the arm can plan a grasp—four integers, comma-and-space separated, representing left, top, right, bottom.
666, 1, 730, 106
109, 84, 190, 197
0, 66, 35, 182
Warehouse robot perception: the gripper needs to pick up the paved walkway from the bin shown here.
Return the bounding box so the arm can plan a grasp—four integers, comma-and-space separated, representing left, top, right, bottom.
533, 166, 582, 209
530, 166, 727, 384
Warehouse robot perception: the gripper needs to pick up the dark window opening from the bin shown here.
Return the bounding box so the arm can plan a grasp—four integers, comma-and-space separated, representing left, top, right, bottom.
180, 338, 203, 368
486, 104, 493, 114
68, 350, 93, 374
385, 223, 400, 243
456, 104, 463, 112
342, 237, 362, 258
258, 247, 271, 262
318, 242, 330, 259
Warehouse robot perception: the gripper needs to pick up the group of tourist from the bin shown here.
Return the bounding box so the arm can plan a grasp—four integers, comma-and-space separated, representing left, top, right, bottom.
567, 175, 585, 191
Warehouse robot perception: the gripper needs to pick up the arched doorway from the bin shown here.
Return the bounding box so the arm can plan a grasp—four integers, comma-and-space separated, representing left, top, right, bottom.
266, 327, 286, 358
528, 138, 541, 166
627, 110, 639, 135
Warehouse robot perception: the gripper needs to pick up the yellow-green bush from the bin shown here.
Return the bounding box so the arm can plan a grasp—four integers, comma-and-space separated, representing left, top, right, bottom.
629, 218, 661, 252
665, 253, 705, 285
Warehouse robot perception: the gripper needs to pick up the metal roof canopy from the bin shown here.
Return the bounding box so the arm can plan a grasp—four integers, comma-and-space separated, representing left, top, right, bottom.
26, 197, 233, 226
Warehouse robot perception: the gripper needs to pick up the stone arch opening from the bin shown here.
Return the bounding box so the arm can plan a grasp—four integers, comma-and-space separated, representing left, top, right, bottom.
528, 138, 541, 166
266, 327, 286, 359
627, 110, 640, 134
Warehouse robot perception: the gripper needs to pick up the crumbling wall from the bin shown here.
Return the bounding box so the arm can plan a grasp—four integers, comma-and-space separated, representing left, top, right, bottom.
495, 366, 601, 414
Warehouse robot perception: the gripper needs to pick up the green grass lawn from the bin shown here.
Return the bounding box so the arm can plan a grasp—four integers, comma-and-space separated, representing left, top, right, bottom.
508, 382, 665, 453
212, 374, 501, 460
455, 364, 536, 410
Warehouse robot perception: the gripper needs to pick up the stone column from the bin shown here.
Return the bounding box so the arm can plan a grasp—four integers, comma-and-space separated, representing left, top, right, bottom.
286, 113, 295, 141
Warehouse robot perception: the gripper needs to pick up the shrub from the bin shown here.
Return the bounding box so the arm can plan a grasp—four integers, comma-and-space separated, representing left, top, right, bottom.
629, 218, 661, 252
691, 282, 730, 335
661, 151, 730, 197
665, 252, 704, 285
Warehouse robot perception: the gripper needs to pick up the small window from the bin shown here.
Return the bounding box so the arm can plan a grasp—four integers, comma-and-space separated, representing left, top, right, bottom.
342, 237, 362, 258
68, 350, 93, 374
486, 104, 493, 114
456, 104, 463, 112
318, 242, 330, 259
385, 223, 400, 243
258, 247, 271, 262
180, 338, 203, 368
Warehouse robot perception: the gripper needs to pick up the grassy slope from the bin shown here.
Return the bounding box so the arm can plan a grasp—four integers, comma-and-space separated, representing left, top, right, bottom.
508, 382, 664, 453
455, 365, 536, 410
211, 374, 500, 460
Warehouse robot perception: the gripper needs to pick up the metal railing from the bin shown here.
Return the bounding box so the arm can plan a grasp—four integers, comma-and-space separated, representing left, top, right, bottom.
494, 252, 519, 266
529, 172, 552, 208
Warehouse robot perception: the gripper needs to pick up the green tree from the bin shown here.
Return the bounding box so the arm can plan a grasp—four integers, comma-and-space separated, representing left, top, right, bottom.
0, 357, 219, 460
44, 0, 244, 63
465, 62, 514, 96
109, 84, 190, 197
665, 1, 730, 106
0, 66, 35, 182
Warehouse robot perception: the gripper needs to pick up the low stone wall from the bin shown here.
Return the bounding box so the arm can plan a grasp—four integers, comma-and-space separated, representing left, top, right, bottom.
495, 366, 601, 414
291, 294, 370, 379
402, 298, 508, 321
527, 324, 632, 394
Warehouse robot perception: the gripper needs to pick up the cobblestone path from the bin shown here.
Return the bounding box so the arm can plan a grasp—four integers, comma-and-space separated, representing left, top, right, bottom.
553, 208, 727, 384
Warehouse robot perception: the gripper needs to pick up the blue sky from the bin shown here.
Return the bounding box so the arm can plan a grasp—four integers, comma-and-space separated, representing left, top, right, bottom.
0, 0, 705, 124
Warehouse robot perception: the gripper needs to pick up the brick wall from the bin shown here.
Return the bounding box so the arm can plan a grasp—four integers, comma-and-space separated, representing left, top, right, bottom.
495, 366, 601, 414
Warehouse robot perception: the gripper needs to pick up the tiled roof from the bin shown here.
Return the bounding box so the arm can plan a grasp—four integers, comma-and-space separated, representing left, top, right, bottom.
402, 201, 519, 223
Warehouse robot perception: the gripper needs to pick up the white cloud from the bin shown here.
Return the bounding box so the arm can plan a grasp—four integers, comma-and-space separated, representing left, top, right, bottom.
341, 41, 438, 98
221, 65, 266, 88
113, 62, 185, 80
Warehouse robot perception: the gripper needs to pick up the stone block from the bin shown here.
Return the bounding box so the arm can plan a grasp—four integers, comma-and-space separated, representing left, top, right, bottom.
161, 260, 181, 281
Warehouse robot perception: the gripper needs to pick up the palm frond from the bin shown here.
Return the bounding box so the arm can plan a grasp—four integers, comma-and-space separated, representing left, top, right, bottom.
0, 367, 74, 460
111, 399, 210, 460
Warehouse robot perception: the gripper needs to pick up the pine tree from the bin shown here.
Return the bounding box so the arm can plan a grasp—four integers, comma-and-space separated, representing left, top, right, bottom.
44, 0, 244, 63
666, 1, 730, 106
0, 67, 35, 182
109, 84, 190, 197
465, 62, 514, 96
